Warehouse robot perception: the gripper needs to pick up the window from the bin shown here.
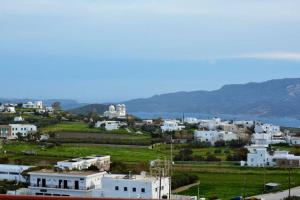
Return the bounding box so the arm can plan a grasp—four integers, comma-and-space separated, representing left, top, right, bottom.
132, 187, 136, 192
155, 188, 158, 192
115, 186, 119, 191
64, 180, 68, 189
74, 181, 79, 190
9, 172, 20, 175
161, 186, 164, 190
141, 188, 145, 193
124, 187, 128, 191
42, 179, 46, 187
37, 178, 41, 187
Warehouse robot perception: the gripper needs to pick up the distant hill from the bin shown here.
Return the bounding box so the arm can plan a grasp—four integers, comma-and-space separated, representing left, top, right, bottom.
123, 78, 300, 118
0, 98, 86, 110
68, 104, 109, 115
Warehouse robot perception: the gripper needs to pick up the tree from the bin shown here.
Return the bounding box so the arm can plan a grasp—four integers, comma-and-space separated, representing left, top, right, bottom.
16, 132, 24, 141
52, 102, 61, 110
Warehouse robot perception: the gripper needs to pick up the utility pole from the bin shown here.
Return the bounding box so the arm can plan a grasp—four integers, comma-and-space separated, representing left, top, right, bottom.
289, 164, 291, 199
170, 134, 173, 199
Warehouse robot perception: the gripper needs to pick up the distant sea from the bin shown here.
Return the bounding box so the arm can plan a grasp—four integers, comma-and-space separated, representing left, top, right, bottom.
131, 112, 300, 128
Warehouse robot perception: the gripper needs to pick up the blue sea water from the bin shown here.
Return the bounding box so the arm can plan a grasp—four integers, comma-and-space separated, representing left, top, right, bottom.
131, 112, 300, 128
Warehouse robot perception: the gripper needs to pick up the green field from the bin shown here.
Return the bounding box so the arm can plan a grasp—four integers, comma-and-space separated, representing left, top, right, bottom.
41, 122, 109, 133
1, 142, 300, 199
1, 142, 168, 164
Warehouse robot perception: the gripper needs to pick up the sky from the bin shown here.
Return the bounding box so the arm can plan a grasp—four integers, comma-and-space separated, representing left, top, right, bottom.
1, 0, 300, 103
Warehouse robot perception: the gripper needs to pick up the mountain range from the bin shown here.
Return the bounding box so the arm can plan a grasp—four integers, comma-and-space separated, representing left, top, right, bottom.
123, 78, 300, 118
2, 78, 300, 118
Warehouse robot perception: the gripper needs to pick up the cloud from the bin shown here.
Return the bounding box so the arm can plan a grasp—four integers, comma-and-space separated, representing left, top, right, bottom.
233, 52, 300, 61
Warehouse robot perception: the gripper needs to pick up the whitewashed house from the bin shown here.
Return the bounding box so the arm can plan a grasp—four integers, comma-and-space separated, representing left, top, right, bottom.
184, 118, 199, 124
27, 170, 170, 199
286, 136, 300, 146
0, 104, 4, 112
23, 101, 43, 109
5, 106, 16, 113
194, 130, 238, 145
95, 121, 120, 131
161, 120, 185, 132
28, 169, 106, 197
198, 118, 222, 130
14, 116, 24, 122
10, 124, 37, 139
0, 164, 34, 183
233, 121, 254, 128
244, 145, 300, 167
104, 104, 126, 119
255, 123, 281, 134
251, 133, 286, 145
98, 173, 170, 199
56, 156, 110, 171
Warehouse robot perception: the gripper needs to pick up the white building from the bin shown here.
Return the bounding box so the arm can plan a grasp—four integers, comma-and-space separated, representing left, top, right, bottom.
255, 123, 281, 134
184, 118, 199, 124
56, 156, 110, 171
5, 106, 16, 113
286, 136, 300, 146
99, 173, 170, 199
104, 104, 126, 119
22, 101, 43, 109
95, 121, 119, 131
161, 120, 185, 132
0, 164, 33, 183
14, 116, 24, 122
252, 133, 286, 145
245, 145, 272, 167
233, 120, 254, 128
27, 170, 170, 199
28, 169, 106, 197
244, 145, 300, 167
194, 130, 238, 145
9, 124, 37, 139
0, 104, 4, 112
198, 118, 222, 131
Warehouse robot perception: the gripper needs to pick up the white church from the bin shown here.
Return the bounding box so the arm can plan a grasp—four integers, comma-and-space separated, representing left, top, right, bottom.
104, 104, 126, 119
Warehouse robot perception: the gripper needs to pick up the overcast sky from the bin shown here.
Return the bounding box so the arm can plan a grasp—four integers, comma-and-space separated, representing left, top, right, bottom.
1, 0, 300, 102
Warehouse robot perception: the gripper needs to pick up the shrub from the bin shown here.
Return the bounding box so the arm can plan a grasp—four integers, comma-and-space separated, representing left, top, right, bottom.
171, 172, 198, 189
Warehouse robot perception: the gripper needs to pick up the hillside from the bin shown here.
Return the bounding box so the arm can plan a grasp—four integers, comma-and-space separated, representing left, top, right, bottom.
123, 78, 300, 118
68, 104, 109, 115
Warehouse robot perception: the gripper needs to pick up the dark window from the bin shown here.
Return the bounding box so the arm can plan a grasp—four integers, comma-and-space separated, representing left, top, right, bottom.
0, 171, 8, 174
64, 180, 68, 189
132, 187, 136, 192
59, 180, 62, 188
37, 178, 41, 187
141, 188, 145, 193
9, 172, 19, 175
124, 187, 128, 191
42, 179, 46, 187
35, 193, 43, 196
75, 181, 79, 190
115, 186, 119, 191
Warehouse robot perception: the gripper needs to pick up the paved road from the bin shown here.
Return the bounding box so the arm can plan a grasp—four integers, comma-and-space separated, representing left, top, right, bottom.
252, 186, 300, 200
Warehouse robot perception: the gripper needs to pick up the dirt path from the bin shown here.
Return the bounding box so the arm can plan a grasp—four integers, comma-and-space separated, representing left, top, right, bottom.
172, 182, 200, 193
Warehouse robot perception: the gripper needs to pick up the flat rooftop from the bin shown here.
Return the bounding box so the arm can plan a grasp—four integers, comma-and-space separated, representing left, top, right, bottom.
57, 155, 110, 163
103, 174, 168, 181
29, 169, 107, 176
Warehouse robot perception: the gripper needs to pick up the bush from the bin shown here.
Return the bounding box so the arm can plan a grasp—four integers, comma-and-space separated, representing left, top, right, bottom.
171, 173, 198, 189
226, 148, 248, 161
